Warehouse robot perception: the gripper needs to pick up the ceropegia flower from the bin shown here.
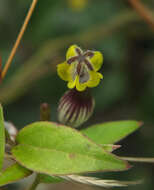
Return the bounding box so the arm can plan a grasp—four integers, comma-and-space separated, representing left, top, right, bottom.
58, 89, 95, 128
57, 45, 103, 92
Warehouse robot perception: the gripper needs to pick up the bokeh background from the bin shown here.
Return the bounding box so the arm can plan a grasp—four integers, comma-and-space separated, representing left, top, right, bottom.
0, 0, 154, 190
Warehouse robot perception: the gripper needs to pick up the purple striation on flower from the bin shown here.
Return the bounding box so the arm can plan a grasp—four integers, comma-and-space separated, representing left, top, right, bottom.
58, 89, 95, 128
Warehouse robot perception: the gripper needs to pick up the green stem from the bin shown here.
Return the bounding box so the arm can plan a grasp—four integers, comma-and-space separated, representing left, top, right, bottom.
4, 153, 13, 159
27, 175, 40, 190
5, 129, 15, 146
121, 156, 154, 163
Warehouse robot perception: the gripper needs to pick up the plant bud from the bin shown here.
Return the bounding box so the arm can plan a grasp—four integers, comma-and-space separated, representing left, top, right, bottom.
58, 89, 95, 128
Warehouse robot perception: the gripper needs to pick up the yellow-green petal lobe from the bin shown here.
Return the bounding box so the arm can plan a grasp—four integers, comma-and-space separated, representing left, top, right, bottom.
66, 45, 82, 60
76, 76, 87, 91
57, 62, 70, 81
67, 77, 77, 89
87, 71, 103, 88
90, 51, 103, 71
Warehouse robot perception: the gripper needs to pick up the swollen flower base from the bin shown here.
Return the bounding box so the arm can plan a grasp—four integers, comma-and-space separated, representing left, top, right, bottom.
58, 89, 95, 128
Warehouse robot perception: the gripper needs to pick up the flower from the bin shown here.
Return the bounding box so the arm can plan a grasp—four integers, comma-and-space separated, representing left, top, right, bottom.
57, 45, 103, 92
58, 89, 95, 128
67, 0, 88, 11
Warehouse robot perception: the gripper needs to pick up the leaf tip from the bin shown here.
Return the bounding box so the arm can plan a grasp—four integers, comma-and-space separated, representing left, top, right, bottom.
126, 162, 132, 170
112, 145, 121, 151
138, 121, 144, 128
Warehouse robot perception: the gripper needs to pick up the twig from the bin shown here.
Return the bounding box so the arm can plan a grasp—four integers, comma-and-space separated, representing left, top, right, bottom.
121, 156, 154, 163
128, 0, 154, 31
4, 153, 14, 160
1, 0, 38, 79
26, 175, 40, 190
0, 56, 2, 82
63, 175, 142, 187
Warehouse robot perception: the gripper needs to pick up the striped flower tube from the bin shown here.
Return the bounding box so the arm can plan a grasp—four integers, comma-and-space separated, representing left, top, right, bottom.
58, 89, 95, 128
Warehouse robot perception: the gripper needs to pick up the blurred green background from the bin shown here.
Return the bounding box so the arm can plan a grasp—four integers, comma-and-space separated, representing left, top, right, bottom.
0, 0, 154, 190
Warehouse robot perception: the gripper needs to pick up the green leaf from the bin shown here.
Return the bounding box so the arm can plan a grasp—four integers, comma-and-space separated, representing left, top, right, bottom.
0, 163, 32, 187
102, 144, 121, 152
38, 174, 63, 184
12, 122, 129, 175
0, 105, 5, 171
82, 120, 142, 145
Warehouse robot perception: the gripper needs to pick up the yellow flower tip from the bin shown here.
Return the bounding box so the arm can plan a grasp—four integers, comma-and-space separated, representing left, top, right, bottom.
57, 45, 104, 91
91, 51, 103, 71
57, 62, 70, 81
76, 76, 87, 91
67, 77, 77, 89
98, 73, 103, 79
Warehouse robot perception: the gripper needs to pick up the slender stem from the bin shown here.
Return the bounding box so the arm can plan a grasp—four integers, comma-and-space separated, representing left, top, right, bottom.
0, 56, 2, 82
128, 0, 154, 31
121, 156, 154, 163
26, 175, 40, 190
5, 128, 16, 146
1, 0, 38, 79
4, 153, 14, 159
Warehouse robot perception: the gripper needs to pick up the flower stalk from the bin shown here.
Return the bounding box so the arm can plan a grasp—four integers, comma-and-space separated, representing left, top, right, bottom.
26, 175, 40, 190
40, 103, 51, 121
